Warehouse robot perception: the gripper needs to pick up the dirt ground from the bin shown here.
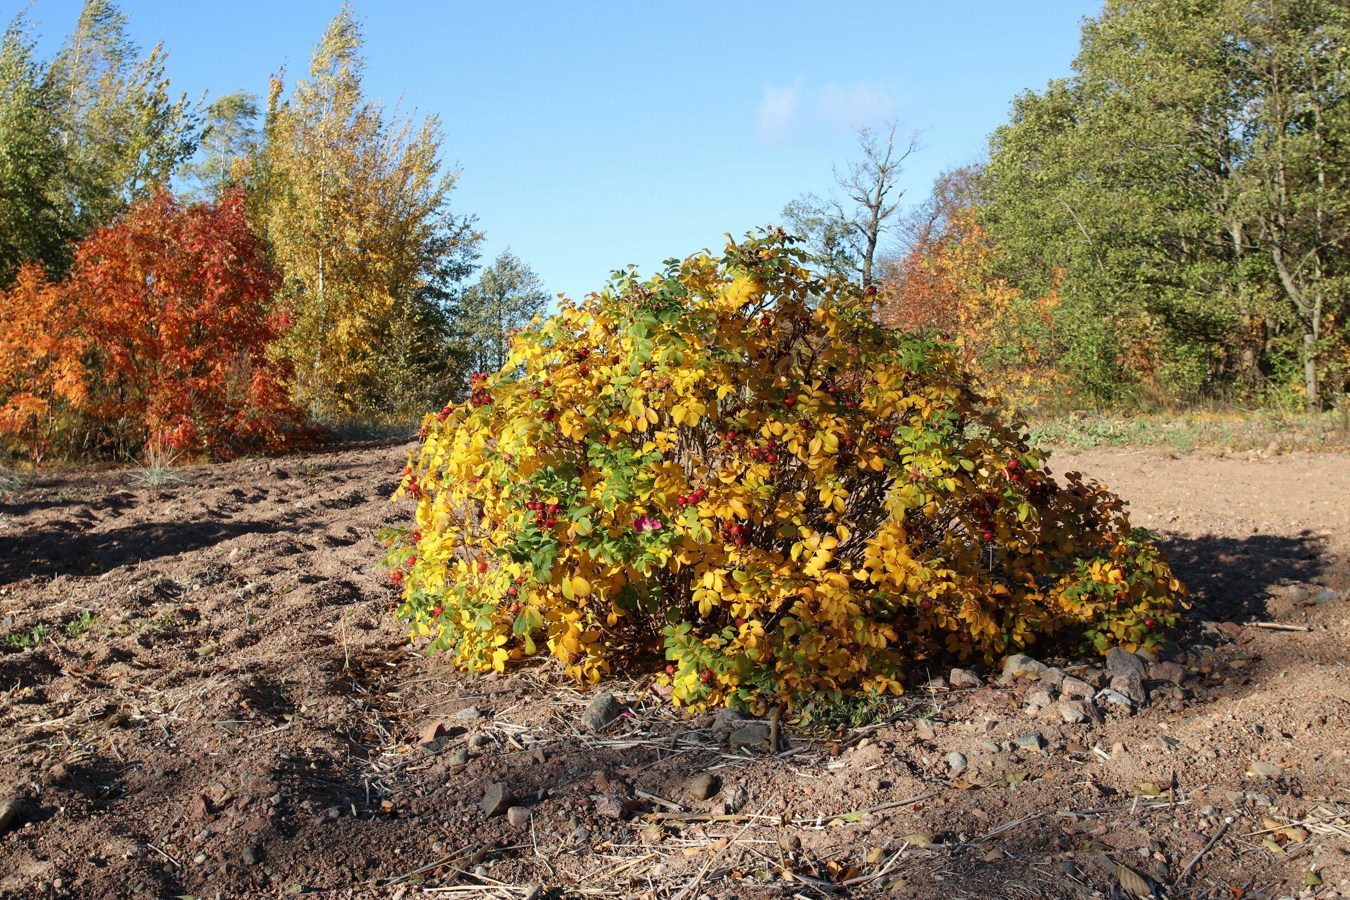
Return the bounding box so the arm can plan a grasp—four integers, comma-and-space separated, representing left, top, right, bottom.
0, 440, 1346, 900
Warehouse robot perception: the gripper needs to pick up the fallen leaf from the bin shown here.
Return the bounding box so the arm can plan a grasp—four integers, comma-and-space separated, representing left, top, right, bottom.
865, 847, 884, 865
1116, 861, 1153, 898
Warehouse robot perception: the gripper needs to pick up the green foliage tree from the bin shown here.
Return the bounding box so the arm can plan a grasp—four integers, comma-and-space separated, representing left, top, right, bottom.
182, 91, 260, 200
983, 0, 1348, 406
257, 4, 481, 420
0, 15, 76, 286
47, 0, 199, 239
454, 249, 551, 377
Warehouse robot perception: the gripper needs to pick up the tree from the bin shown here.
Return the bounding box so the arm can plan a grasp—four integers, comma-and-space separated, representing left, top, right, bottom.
46, 0, 199, 239
454, 249, 550, 377
0, 15, 77, 286
69, 190, 303, 457
0, 265, 87, 463
982, 0, 1348, 406
783, 123, 921, 286
182, 91, 260, 200
257, 4, 481, 419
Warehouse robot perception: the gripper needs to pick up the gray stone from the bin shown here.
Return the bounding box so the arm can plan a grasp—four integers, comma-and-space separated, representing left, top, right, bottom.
580, 692, 623, 733
1111, 671, 1147, 705
506, 806, 532, 829
241, 846, 262, 867
1095, 688, 1135, 710
1000, 654, 1050, 684
914, 718, 936, 742
0, 798, 24, 833
949, 667, 981, 689
723, 784, 748, 813
447, 748, 469, 768
1156, 735, 1181, 749
925, 677, 949, 692
1015, 732, 1046, 753
1148, 661, 1187, 685
1134, 646, 1159, 664
453, 706, 483, 721
729, 723, 771, 752
1025, 689, 1054, 710
1285, 586, 1312, 604
712, 707, 747, 732
1106, 647, 1147, 677
592, 794, 627, 819
687, 772, 720, 801
1059, 701, 1090, 724
1041, 667, 1066, 688
1249, 760, 1285, 779
945, 752, 968, 773
1312, 589, 1340, 604
1060, 676, 1096, 700
469, 733, 492, 750
481, 782, 514, 817
978, 739, 1001, 753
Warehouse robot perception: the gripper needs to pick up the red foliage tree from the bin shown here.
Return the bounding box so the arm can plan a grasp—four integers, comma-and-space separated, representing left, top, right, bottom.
0, 265, 88, 463
70, 190, 305, 457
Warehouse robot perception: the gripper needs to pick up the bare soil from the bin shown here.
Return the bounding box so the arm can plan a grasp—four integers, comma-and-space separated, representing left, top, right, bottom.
0, 440, 1346, 900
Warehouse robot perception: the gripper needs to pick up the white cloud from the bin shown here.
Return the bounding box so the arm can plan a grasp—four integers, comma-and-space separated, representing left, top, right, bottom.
755, 78, 897, 143
755, 78, 803, 143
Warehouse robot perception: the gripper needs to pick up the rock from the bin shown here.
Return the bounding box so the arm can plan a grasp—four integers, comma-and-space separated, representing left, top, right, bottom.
580, 692, 623, 733
712, 707, 747, 733
1312, 588, 1340, 604
1156, 735, 1180, 749
729, 723, 771, 752
1106, 647, 1146, 677
505, 806, 532, 829
687, 773, 720, 801
1014, 731, 1046, 753
46, 763, 69, 785
778, 833, 802, 852
914, 718, 936, 742
1000, 654, 1051, 684
1248, 760, 1284, 779
1285, 586, 1312, 604
419, 719, 449, 744
723, 784, 748, 814
945, 752, 968, 773
447, 748, 469, 768
1059, 701, 1091, 724
0, 798, 25, 833
453, 706, 483, 721
1040, 666, 1066, 687
1133, 646, 1159, 663
1025, 689, 1054, 711
978, 739, 1001, 753
1095, 688, 1135, 710
481, 782, 514, 817
1060, 676, 1096, 700
1110, 671, 1147, 705
1148, 661, 1187, 685
592, 794, 627, 819
469, 733, 492, 750
190, 794, 213, 822
925, 677, 949, 692
949, 667, 981, 689
241, 846, 262, 867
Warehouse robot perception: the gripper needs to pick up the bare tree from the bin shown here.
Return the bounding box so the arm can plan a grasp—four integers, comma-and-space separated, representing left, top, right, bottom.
785, 123, 922, 287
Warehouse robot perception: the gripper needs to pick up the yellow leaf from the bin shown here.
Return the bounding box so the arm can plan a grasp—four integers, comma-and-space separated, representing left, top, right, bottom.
571, 575, 592, 597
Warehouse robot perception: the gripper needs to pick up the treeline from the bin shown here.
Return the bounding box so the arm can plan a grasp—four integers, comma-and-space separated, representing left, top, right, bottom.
0, 1, 548, 463
808, 0, 1348, 411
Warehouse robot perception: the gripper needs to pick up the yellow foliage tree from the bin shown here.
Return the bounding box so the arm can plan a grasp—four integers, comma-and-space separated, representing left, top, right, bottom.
256, 4, 479, 420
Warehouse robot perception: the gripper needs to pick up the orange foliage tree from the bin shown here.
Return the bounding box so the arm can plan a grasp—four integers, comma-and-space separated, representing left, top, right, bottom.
68, 189, 305, 457
879, 214, 1061, 411
0, 265, 88, 463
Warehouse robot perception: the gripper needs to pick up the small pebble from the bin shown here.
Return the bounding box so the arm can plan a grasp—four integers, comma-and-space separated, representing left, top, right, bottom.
945, 752, 968, 773
506, 806, 532, 829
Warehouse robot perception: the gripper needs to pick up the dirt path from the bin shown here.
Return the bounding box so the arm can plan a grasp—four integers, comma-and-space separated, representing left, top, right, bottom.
0, 442, 1345, 899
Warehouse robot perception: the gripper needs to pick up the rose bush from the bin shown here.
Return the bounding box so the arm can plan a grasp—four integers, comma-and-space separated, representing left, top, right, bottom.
385, 230, 1185, 711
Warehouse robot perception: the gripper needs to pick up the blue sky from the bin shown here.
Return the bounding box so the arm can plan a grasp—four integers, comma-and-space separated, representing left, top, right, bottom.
17, 1, 1100, 302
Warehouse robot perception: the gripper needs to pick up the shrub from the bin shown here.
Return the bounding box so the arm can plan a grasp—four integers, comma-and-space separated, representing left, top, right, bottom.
387, 230, 1185, 711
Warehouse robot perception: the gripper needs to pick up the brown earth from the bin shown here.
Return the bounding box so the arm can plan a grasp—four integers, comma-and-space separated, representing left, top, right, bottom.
0, 440, 1346, 900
